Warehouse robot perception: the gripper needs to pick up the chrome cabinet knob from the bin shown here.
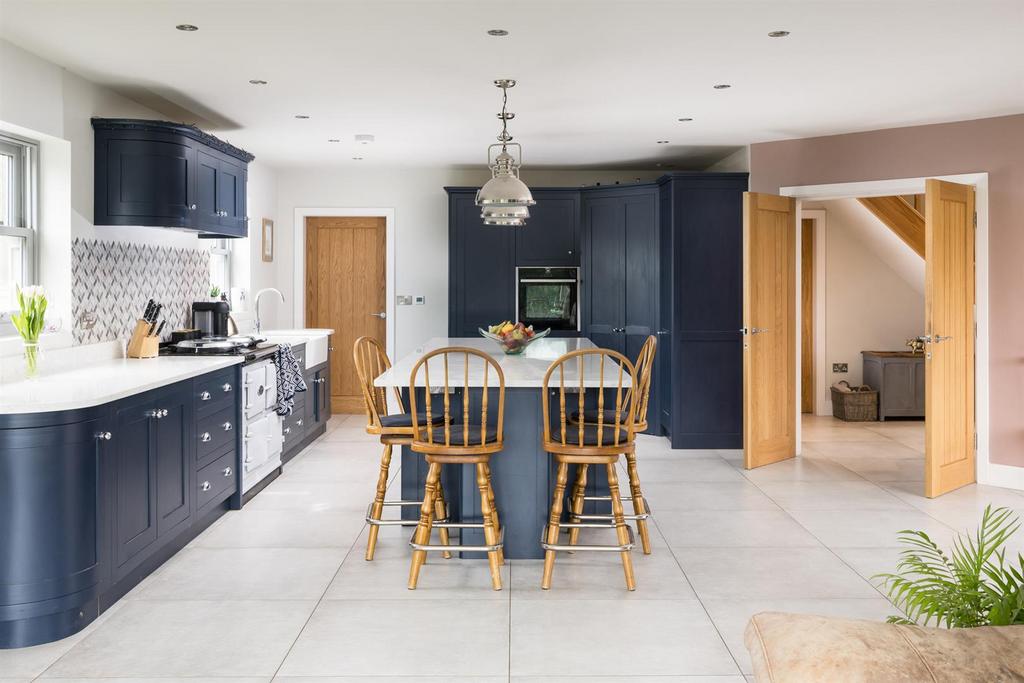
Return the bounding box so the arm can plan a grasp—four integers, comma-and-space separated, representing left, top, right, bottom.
146, 409, 159, 418
201, 481, 211, 492
222, 467, 232, 477
222, 383, 232, 392
283, 427, 291, 434
162, 408, 169, 417
222, 422, 233, 431
200, 432, 212, 442
296, 419, 304, 426
95, 431, 112, 440
190, 204, 197, 210
200, 390, 212, 401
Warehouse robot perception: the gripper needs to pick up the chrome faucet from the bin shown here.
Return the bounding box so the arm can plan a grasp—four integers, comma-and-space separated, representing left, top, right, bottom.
253, 287, 284, 334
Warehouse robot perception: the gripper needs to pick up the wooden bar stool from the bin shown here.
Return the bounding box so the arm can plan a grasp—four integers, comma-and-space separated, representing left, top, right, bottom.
541, 348, 638, 591
407, 347, 506, 591
569, 335, 657, 554
353, 337, 451, 561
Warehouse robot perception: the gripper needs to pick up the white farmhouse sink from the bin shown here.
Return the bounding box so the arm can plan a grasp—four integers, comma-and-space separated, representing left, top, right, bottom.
262, 329, 333, 369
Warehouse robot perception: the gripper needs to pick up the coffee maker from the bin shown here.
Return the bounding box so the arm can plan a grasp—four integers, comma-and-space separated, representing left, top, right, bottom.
192, 301, 232, 338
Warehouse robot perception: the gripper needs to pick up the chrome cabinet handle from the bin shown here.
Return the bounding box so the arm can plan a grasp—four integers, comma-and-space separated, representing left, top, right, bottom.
200, 432, 212, 442
145, 409, 159, 418
201, 481, 211, 492
223, 422, 233, 431
313, 377, 326, 384
200, 390, 212, 401
283, 427, 291, 434
95, 431, 112, 440
160, 408, 169, 417
656, 329, 670, 335
222, 467, 232, 477
296, 419, 304, 426
222, 383, 232, 392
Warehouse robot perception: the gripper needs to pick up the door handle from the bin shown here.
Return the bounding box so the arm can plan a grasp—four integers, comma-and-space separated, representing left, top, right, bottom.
934, 335, 953, 343
751, 328, 770, 335
656, 330, 670, 336
369, 312, 386, 319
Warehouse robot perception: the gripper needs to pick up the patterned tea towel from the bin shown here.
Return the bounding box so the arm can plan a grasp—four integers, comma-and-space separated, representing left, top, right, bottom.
274, 343, 307, 415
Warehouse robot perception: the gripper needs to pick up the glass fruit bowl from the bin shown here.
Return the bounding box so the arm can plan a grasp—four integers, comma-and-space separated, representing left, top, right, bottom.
479, 323, 551, 355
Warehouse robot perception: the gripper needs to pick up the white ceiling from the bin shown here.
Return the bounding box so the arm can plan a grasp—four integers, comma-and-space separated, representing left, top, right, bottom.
1, 0, 1021, 169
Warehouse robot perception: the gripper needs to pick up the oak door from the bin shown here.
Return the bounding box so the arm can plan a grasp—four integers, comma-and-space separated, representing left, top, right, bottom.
742, 193, 797, 469
924, 179, 976, 497
305, 216, 386, 414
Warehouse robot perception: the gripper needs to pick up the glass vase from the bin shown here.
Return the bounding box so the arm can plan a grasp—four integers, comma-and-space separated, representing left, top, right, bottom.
23, 342, 42, 380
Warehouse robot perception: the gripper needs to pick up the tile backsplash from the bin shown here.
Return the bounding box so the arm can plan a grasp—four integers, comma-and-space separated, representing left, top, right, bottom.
72, 238, 210, 345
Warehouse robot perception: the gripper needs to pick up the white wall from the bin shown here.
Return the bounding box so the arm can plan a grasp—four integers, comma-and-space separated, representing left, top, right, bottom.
274, 167, 663, 358
229, 160, 278, 331
816, 198, 925, 394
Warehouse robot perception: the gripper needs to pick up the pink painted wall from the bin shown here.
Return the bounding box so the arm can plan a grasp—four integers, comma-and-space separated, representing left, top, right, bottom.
750, 114, 1024, 467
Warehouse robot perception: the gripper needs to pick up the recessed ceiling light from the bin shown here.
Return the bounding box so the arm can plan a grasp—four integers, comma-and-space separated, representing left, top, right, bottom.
355, 134, 375, 144
656, 140, 670, 144
328, 139, 340, 143
175, 24, 198, 31
294, 114, 310, 119
487, 29, 509, 36
768, 30, 791, 38
677, 117, 693, 122
248, 79, 268, 85
713, 84, 732, 89
352, 157, 364, 160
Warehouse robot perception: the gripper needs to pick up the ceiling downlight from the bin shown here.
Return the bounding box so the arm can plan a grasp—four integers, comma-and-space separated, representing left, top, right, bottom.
175, 24, 198, 32
768, 30, 791, 38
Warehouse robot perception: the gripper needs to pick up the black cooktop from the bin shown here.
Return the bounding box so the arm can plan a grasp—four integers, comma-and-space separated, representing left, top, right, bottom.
159, 337, 279, 363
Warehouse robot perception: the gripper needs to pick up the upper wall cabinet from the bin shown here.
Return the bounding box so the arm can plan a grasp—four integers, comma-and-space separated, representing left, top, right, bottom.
515, 190, 580, 266
92, 118, 254, 238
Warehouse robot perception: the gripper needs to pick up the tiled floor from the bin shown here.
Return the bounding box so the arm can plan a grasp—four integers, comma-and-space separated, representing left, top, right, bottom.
6, 414, 1024, 681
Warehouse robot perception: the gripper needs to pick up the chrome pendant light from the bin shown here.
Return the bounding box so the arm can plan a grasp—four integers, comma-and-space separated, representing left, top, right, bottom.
476, 79, 535, 226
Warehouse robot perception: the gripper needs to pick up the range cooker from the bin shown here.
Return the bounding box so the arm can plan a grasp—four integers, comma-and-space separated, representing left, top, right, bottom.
161, 335, 284, 494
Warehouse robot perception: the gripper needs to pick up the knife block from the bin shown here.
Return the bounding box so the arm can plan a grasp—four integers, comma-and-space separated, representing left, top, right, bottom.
126, 319, 159, 359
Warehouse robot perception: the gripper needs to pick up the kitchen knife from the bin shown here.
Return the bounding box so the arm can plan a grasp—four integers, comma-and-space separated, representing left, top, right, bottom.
143, 299, 155, 321
154, 320, 166, 338
149, 304, 163, 334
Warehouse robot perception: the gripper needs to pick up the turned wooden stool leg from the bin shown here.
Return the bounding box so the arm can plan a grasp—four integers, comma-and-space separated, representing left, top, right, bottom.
365, 443, 393, 561
408, 461, 441, 590
541, 461, 570, 590
476, 463, 502, 590
434, 477, 453, 559
483, 463, 504, 566
624, 452, 651, 554
567, 464, 588, 546
607, 462, 636, 591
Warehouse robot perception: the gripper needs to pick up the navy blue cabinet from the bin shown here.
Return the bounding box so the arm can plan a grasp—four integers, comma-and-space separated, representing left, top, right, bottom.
0, 367, 240, 649
93, 118, 253, 238
515, 191, 580, 265
658, 172, 748, 448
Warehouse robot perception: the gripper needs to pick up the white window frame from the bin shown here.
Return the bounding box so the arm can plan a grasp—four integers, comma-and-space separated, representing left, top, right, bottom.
208, 238, 231, 299
0, 132, 39, 335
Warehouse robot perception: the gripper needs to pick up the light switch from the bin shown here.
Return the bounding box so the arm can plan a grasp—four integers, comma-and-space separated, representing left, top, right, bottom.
396, 295, 413, 306
413, 295, 426, 305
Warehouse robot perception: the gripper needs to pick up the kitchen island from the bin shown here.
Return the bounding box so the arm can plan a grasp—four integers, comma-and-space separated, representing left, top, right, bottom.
374, 336, 630, 559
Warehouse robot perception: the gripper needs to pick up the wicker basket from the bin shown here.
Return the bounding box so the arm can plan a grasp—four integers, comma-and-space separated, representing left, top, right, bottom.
831, 382, 878, 421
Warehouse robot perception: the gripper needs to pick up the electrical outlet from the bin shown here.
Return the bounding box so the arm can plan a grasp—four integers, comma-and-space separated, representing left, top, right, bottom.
396, 295, 413, 306
832, 363, 849, 373
413, 295, 426, 305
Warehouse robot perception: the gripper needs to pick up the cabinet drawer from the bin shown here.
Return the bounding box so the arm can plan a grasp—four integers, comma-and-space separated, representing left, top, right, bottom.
282, 409, 306, 449
196, 405, 236, 464
196, 450, 236, 511
292, 344, 306, 371
195, 368, 237, 415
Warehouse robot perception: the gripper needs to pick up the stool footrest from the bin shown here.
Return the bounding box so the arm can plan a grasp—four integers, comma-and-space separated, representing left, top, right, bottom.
409, 526, 504, 553
366, 501, 449, 527
583, 494, 635, 502
573, 511, 651, 521
541, 524, 635, 553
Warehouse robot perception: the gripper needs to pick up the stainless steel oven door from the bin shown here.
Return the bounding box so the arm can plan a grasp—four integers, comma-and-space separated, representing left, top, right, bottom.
516, 267, 579, 331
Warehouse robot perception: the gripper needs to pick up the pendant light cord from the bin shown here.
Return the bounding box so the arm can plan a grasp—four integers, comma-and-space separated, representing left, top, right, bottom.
498, 83, 513, 147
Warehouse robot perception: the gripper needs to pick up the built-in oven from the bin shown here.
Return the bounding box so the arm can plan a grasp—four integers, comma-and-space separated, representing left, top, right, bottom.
516, 267, 580, 331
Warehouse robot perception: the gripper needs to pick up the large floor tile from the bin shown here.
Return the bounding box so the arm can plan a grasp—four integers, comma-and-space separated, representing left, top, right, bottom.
702, 598, 895, 675
511, 552, 697, 599
632, 457, 747, 483
806, 439, 924, 460
831, 546, 906, 585
43, 600, 315, 678
131, 547, 345, 600
0, 602, 127, 678
656, 510, 821, 548
641, 481, 779, 511
278, 678, 504, 683
787, 508, 956, 549
246, 480, 378, 512
512, 677, 746, 682
675, 547, 879, 600
827, 455, 925, 483
324, 551, 510, 600
49, 679, 270, 683
510, 600, 738, 677
739, 457, 860, 483
277, 599, 509, 677
192, 509, 366, 548
754, 480, 913, 511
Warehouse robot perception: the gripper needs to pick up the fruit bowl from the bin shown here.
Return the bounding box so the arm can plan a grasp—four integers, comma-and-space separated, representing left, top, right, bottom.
479, 322, 551, 355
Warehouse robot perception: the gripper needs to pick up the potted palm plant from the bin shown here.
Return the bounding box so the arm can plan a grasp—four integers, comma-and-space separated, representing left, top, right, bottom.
11, 285, 48, 379
874, 505, 1024, 627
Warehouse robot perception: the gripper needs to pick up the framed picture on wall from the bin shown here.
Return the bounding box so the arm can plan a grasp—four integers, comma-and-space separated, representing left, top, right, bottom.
261, 218, 274, 262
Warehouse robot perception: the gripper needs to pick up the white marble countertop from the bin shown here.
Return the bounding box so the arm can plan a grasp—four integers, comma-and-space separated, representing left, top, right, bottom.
0, 356, 243, 415
374, 337, 632, 389
261, 328, 334, 342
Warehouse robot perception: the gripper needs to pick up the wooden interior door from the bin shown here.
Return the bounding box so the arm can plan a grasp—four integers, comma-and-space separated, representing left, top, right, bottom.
924, 179, 975, 497
306, 216, 386, 414
801, 218, 814, 414
743, 193, 797, 469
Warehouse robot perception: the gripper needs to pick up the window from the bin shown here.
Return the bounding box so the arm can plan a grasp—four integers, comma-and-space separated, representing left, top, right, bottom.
208, 238, 230, 299
0, 133, 37, 312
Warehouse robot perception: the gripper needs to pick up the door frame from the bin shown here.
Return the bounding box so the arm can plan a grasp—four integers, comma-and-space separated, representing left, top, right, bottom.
779, 173, 999, 487
292, 207, 396, 362
800, 208, 829, 416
